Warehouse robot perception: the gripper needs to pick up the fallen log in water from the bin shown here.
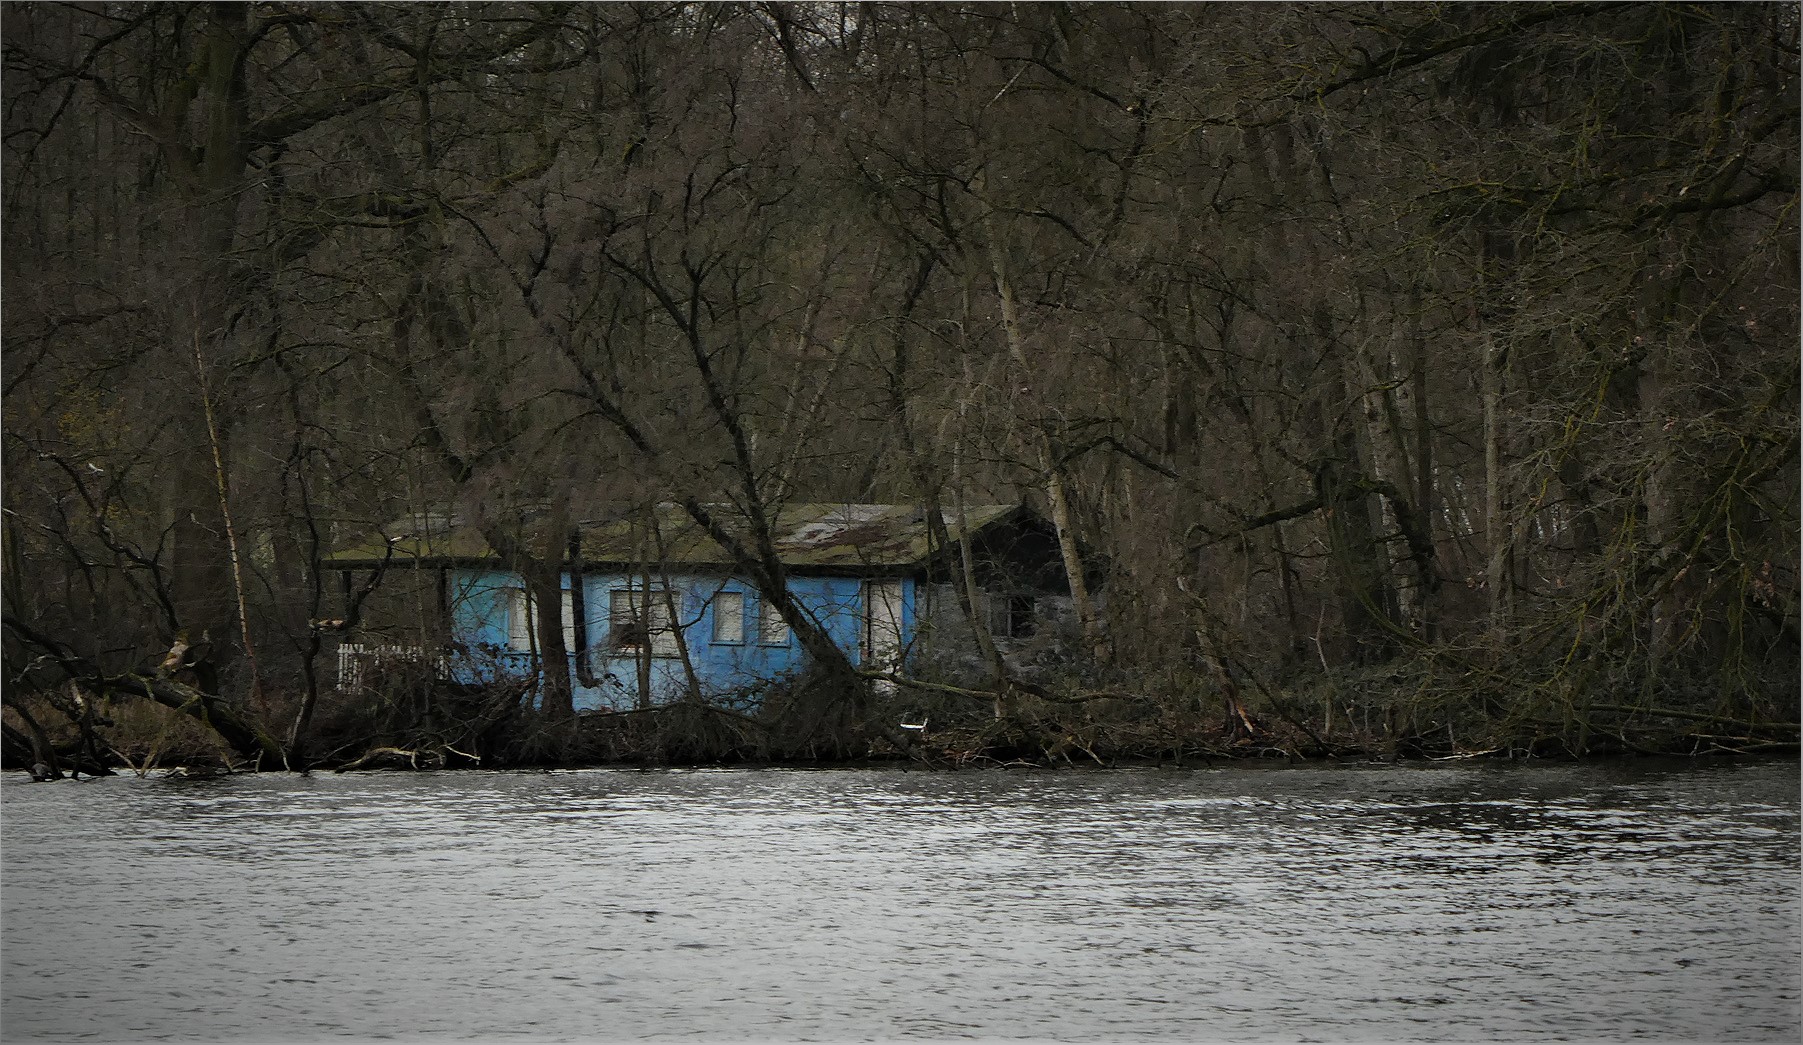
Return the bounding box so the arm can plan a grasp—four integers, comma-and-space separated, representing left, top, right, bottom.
334, 746, 444, 772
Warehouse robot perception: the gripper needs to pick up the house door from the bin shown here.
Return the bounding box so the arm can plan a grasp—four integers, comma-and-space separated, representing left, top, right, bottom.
863, 580, 905, 695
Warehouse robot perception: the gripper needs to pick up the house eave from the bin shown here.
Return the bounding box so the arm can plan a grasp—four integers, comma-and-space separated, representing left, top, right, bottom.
330, 556, 933, 580
325, 503, 1025, 577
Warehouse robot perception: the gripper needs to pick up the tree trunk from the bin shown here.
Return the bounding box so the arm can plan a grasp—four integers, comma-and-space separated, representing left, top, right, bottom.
5, 702, 62, 779
979, 199, 1108, 662
1245, 122, 1402, 664
1482, 328, 1515, 627
167, 3, 252, 675
526, 499, 575, 718
1407, 288, 1438, 641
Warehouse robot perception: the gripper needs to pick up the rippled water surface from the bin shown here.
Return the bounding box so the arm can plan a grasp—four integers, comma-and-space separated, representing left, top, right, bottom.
3, 760, 1798, 1041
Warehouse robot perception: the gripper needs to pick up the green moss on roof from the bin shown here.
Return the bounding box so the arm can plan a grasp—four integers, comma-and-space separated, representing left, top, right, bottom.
325, 502, 1019, 571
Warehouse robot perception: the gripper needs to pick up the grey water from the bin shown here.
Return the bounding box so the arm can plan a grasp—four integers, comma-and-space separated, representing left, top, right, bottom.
2, 760, 1797, 1043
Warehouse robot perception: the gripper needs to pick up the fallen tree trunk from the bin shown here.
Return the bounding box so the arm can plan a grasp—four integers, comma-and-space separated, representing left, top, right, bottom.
335, 746, 443, 772
1581, 704, 1801, 733
2, 615, 283, 768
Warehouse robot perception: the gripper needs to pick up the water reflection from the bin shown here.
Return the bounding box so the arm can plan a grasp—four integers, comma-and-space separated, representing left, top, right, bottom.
2, 760, 1797, 1042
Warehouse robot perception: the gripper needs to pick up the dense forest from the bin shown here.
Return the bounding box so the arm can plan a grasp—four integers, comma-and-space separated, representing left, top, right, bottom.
4, 2, 1798, 773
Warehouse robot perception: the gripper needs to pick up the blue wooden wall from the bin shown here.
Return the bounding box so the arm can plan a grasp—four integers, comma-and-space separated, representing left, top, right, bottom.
445, 569, 917, 711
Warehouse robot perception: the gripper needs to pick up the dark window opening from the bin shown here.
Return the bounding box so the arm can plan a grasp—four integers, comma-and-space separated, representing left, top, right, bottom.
1007, 594, 1037, 639
984, 592, 1036, 639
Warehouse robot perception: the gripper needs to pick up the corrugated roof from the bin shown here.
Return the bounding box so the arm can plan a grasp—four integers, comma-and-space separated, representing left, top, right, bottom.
325, 502, 1020, 571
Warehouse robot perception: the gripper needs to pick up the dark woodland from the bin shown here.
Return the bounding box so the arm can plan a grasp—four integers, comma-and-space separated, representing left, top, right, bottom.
3, 1, 1798, 773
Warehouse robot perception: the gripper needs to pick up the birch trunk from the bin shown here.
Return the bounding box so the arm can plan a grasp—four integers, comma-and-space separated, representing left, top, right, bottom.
978, 197, 1108, 662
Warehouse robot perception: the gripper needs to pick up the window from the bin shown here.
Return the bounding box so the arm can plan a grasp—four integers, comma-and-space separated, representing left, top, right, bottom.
712, 590, 746, 643
863, 580, 905, 695
863, 580, 904, 662
757, 593, 792, 646
504, 588, 576, 652
506, 587, 533, 651
981, 592, 1036, 639
609, 587, 678, 657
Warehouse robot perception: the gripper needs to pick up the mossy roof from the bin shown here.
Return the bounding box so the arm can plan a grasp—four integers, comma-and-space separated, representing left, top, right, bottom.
325, 502, 1021, 573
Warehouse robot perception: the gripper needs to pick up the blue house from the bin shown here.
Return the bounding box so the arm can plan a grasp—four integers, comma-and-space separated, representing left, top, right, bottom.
327, 502, 1066, 711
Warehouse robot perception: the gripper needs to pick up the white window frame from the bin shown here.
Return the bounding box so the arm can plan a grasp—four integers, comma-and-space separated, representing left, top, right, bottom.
609, 586, 679, 658
505, 587, 533, 651
757, 592, 792, 647
862, 579, 905, 664
712, 590, 746, 644
505, 587, 576, 653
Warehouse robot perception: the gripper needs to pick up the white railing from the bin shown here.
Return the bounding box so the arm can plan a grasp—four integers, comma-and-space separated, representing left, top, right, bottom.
336, 643, 450, 692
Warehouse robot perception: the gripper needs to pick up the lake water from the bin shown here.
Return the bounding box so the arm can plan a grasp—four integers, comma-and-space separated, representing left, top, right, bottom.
2, 759, 1798, 1042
